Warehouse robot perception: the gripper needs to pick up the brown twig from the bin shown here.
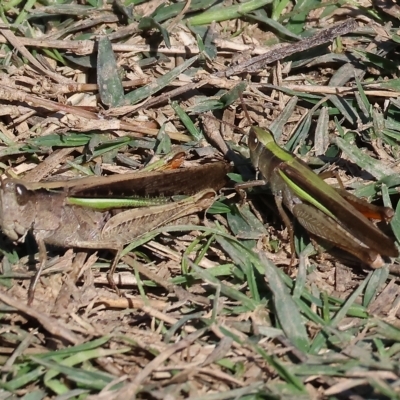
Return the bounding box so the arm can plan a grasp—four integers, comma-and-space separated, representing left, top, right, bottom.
0, 24, 72, 84
215, 19, 358, 77
0, 83, 191, 141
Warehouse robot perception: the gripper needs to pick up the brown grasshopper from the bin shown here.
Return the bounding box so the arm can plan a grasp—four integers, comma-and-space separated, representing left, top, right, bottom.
0, 161, 231, 303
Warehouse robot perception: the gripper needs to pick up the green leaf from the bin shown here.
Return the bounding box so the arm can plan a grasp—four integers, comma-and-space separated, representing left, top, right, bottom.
259, 253, 310, 352
171, 101, 204, 141
335, 137, 396, 180
138, 17, 171, 48
125, 56, 198, 105
187, 0, 273, 25
96, 36, 125, 108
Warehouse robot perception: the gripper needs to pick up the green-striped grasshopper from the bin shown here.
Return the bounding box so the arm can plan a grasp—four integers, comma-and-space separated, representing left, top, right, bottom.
242, 126, 398, 267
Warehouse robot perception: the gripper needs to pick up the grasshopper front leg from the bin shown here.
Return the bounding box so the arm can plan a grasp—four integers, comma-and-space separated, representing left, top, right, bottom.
28, 235, 48, 305
235, 179, 268, 206
236, 176, 300, 267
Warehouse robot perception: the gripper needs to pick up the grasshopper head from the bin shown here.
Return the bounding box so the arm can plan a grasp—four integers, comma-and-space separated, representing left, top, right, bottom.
248, 126, 284, 181
0, 179, 34, 241
248, 127, 264, 169
248, 127, 276, 166
251, 126, 276, 147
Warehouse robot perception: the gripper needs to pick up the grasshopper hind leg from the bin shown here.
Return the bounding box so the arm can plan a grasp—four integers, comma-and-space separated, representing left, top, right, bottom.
292, 203, 384, 268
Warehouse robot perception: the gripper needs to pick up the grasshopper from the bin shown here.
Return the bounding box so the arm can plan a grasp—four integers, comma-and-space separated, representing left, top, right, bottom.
0, 161, 230, 303
241, 126, 398, 268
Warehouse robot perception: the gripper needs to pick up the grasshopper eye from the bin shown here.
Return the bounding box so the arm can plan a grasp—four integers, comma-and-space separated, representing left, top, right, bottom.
247, 128, 259, 151
15, 184, 30, 205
